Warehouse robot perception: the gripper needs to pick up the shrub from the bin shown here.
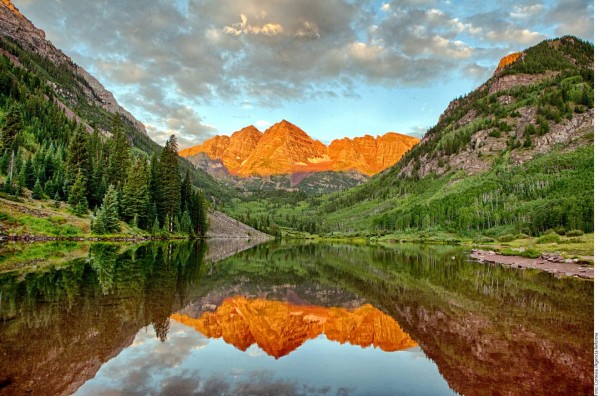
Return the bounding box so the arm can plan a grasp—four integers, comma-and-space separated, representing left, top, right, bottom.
537, 232, 560, 244
498, 234, 516, 242
521, 248, 541, 259
566, 229, 584, 237
473, 236, 495, 243
565, 238, 583, 243
498, 248, 540, 258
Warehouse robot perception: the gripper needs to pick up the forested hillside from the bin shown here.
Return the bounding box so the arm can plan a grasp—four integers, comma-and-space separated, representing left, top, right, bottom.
0, 30, 225, 239
319, 36, 594, 237
0, 51, 209, 236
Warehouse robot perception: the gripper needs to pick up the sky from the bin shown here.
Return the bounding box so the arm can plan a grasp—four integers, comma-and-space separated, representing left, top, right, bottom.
12, 0, 594, 148
76, 321, 454, 395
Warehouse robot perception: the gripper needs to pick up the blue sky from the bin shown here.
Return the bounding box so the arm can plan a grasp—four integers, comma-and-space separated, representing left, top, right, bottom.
13, 0, 594, 147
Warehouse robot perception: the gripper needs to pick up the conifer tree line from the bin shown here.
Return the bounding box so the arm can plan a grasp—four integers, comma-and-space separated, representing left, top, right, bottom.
0, 54, 208, 237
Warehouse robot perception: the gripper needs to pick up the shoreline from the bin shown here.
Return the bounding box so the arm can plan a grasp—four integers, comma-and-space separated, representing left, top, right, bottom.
470, 249, 594, 279
0, 234, 272, 243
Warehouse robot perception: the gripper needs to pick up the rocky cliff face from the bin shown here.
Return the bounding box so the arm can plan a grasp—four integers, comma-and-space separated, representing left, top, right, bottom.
238, 120, 329, 176
181, 120, 419, 177
171, 297, 417, 359
180, 126, 263, 175
329, 133, 419, 174
493, 52, 523, 75
0, 0, 147, 136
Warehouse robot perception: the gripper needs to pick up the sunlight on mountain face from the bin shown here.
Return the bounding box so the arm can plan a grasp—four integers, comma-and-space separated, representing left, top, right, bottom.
171, 296, 417, 359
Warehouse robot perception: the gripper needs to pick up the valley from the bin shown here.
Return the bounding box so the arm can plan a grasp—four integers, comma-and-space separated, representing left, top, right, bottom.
0, 1, 594, 395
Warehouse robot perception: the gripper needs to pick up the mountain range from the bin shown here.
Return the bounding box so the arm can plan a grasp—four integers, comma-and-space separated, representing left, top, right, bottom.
180, 120, 419, 178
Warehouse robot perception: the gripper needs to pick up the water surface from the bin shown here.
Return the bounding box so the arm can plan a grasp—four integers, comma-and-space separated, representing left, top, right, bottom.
0, 240, 593, 395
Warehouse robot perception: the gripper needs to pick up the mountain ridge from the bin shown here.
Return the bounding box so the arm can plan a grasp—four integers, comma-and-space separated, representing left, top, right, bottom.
181, 120, 419, 177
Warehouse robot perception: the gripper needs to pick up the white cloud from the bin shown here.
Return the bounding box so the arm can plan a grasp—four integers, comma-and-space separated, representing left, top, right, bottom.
485, 28, 547, 45
223, 14, 283, 36
510, 4, 543, 18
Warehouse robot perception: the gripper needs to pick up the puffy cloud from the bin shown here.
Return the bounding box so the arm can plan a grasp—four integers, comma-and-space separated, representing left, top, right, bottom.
223, 14, 283, 36
485, 28, 547, 45
12, 0, 590, 141
510, 4, 544, 18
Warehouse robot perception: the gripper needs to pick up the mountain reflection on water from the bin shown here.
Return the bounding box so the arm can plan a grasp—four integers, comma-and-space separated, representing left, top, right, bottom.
172, 297, 418, 358
0, 240, 593, 395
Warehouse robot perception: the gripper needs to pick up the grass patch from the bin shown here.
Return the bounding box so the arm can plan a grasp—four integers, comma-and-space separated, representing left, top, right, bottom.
498, 248, 541, 259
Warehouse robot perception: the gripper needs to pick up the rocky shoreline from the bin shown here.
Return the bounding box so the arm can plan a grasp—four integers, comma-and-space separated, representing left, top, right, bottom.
470, 249, 594, 279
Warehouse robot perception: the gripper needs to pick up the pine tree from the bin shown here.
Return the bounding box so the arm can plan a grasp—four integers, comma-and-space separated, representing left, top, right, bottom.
151, 216, 160, 235
0, 151, 9, 174
32, 178, 44, 199
121, 157, 149, 227
95, 185, 120, 234
156, 135, 181, 232
1, 104, 24, 151
106, 116, 130, 190
68, 170, 88, 216
24, 157, 35, 189
190, 190, 208, 237
87, 128, 107, 207
181, 210, 192, 235
65, 125, 90, 188
17, 165, 25, 196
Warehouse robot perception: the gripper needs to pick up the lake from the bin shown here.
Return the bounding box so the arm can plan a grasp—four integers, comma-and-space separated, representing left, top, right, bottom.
0, 240, 593, 395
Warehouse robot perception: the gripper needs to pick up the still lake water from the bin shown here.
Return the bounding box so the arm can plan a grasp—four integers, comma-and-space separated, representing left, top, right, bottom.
0, 240, 593, 395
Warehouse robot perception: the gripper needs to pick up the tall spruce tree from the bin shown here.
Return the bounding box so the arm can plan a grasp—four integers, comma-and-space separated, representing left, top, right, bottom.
87, 128, 107, 207
190, 190, 208, 237
24, 156, 35, 189
156, 135, 180, 232
106, 116, 130, 191
121, 157, 150, 228
94, 185, 120, 234
65, 125, 90, 189
1, 104, 24, 152
68, 170, 88, 216
32, 178, 44, 199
